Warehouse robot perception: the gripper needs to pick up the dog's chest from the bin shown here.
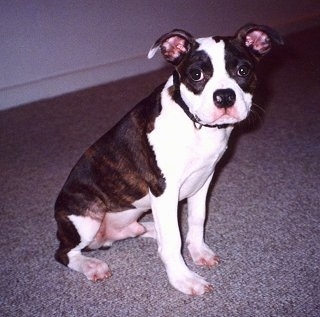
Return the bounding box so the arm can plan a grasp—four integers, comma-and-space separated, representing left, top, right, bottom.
177, 135, 229, 198
147, 99, 232, 199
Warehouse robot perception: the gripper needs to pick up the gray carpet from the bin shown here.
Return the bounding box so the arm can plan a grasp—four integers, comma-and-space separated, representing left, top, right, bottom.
1, 26, 319, 317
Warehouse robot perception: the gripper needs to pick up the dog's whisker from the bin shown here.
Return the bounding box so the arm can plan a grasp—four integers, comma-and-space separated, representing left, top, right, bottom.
242, 102, 266, 127
250, 108, 263, 120
252, 102, 266, 113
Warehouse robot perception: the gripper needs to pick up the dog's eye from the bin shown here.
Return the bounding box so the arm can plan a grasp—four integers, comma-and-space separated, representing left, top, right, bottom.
237, 65, 251, 77
189, 68, 204, 81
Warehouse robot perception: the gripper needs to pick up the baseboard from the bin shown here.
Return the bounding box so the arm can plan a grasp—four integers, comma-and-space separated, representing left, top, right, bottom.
0, 55, 163, 111
1, 15, 319, 111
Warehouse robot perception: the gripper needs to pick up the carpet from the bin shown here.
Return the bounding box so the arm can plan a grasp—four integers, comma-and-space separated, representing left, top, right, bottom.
1, 25, 319, 316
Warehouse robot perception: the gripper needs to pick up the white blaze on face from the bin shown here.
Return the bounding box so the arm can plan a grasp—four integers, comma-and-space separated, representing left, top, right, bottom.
180, 37, 252, 125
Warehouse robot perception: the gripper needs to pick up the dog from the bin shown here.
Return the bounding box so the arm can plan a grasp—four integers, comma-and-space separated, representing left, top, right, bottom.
55, 24, 283, 295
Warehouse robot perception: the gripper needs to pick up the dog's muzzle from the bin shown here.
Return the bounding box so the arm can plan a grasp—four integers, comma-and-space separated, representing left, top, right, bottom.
172, 71, 234, 130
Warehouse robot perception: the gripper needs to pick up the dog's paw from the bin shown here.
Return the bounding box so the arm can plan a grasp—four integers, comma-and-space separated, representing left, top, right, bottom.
188, 242, 220, 267
83, 258, 112, 282
169, 270, 214, 295
69, 254, 112, 282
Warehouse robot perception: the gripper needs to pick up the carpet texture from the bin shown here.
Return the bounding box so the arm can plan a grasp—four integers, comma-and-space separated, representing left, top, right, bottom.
1, 26, 319, 316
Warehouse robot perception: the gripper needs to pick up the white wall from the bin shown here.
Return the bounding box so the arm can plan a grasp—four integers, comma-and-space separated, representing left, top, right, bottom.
1, 0, 320, 110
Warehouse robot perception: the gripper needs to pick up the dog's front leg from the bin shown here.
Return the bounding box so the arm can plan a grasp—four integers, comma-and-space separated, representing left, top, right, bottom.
186, 175, 220, 267
150, 188, 213, 295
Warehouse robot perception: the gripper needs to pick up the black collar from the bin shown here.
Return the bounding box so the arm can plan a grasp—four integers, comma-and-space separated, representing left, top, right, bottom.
172, 70, 233, 130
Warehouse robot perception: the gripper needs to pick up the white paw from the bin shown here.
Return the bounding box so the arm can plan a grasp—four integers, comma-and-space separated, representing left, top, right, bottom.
169, 270, 214, 295
68, 254, 112, 282
188, 242, 220, 267
83, 258, 112, 282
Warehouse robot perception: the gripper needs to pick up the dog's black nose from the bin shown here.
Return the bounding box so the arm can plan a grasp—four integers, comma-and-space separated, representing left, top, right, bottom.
213, 89, 236, 108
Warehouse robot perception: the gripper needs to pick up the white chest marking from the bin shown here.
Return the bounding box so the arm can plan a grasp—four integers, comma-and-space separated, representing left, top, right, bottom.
148, 82, 232, 200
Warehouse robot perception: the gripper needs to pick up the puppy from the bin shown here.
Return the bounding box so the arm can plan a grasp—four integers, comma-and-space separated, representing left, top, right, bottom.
55, 24, 283, 295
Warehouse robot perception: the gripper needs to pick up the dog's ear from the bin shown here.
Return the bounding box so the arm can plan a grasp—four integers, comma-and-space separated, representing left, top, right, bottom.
236, 23, 284, 59
148, 29, 196, 65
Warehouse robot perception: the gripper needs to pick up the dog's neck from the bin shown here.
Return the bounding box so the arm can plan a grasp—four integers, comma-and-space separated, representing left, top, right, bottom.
172, 70, 233, 130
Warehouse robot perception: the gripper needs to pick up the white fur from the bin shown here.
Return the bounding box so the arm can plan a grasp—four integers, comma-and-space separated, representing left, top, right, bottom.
144, 39, 253, 293
68, 215, 101, 249
67, 209, 149, 281
146, 80, 233, 294
66, 215, 112, 281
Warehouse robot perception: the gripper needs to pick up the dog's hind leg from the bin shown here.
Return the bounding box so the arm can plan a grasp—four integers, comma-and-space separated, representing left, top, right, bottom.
55, 211, 111, 282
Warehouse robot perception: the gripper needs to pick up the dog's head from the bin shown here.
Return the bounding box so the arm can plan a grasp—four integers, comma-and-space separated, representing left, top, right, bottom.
148, 24, 283, 128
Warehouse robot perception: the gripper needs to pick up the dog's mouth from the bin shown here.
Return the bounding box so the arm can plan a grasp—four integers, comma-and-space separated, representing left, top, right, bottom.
210, 103, 251, 125
193, 113, 238, 129
212, 113, 239, 125
196, 111, 240, 127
